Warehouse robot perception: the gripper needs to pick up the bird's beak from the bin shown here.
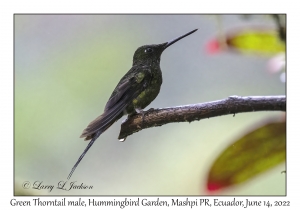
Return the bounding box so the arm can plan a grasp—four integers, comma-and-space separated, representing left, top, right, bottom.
163, 29, 198, 49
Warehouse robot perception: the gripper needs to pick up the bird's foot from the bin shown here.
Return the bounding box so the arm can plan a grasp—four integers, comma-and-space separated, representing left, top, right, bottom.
147, 108, 155, 112
135, 108, 144, 114
135, 108, 146, 122
135, 108, 155, 123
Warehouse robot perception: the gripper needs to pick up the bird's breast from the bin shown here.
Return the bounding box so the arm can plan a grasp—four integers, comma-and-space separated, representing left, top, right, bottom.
132, 68, 162, 110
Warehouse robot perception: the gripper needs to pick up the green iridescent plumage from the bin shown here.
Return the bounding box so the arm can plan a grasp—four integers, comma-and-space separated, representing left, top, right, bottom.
67, 29, 198, 179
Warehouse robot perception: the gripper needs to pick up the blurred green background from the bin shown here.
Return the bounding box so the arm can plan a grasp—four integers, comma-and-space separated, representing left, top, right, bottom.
14, 14, 285, 195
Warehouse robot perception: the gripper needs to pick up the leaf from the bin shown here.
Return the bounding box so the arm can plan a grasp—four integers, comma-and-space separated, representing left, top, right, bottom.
206, 121, 286, 192
226, 28, 285, 55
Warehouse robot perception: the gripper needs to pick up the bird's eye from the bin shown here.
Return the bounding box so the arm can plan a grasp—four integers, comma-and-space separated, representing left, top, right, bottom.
144, 48, 153, 53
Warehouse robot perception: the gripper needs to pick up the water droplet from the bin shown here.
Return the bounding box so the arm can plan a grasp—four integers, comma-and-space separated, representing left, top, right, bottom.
119, 138, 127, 142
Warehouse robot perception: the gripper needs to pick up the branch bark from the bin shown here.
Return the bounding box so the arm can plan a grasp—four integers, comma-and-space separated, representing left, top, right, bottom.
118, 95, 286, 140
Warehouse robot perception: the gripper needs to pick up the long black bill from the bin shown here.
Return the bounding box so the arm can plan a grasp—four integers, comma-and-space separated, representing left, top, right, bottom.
164, 29, 198, 49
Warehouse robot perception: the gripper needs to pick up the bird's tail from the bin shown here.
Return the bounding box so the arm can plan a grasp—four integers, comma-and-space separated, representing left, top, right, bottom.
67, 79, 135, 179
67, 130, 102, 180
67, 108, 124, 180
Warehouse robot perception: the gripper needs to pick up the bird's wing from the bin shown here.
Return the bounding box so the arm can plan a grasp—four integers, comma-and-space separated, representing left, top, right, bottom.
80, 66, 152, 139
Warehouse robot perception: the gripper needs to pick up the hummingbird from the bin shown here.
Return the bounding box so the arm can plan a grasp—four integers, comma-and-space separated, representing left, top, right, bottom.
67, 29, 198, 179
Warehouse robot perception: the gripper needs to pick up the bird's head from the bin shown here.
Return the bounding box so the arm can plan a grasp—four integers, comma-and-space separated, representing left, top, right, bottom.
132, 29, 198, 66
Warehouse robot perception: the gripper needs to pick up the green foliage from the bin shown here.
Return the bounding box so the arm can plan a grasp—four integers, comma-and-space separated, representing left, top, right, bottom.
207, 120, 286, 191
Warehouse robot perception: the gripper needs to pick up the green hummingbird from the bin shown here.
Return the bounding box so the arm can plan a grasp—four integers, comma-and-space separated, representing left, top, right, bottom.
67, 29, 198, 179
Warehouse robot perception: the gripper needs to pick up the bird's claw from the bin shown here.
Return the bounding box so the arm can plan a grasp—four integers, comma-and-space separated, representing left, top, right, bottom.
135, 108, 145, 122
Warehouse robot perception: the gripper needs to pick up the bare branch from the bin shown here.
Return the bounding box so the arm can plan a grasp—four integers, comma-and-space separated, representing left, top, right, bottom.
118, 95, 286, 139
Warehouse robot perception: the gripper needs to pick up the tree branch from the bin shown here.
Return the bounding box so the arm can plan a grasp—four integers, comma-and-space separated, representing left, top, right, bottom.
118, 95, 286, 140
